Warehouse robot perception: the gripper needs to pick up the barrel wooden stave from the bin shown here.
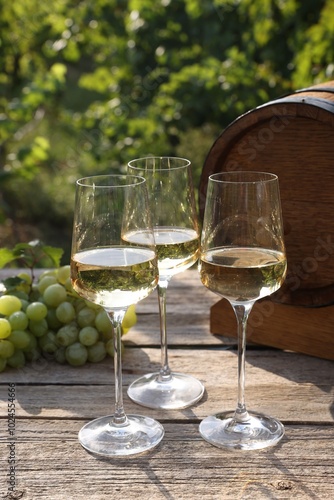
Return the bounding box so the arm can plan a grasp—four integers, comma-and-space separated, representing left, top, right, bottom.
199, 81, 334, 307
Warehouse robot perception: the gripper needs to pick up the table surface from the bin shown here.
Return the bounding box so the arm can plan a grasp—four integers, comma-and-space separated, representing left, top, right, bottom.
0, 269, 333, 500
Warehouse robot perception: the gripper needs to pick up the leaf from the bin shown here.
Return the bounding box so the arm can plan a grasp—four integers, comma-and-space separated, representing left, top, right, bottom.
12, 242, 37, 267
0, 248, 17, 268
0, 240, 64, 270
50, 63, 67, 83
42, 245, 64, 268
12, 242, 34, 255
2, 276, 25, 290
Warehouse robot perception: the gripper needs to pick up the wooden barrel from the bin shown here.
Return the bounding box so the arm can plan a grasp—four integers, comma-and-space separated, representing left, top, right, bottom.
199, 80, 334, 307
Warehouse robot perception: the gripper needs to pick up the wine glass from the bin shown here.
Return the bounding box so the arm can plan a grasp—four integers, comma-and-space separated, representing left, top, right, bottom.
71, 174, 164, 457
126, 157, 205, 409
199, 171, 287, 450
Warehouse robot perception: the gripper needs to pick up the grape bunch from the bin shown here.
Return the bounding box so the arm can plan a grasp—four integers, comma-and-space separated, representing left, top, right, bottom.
0, 266, 137, 372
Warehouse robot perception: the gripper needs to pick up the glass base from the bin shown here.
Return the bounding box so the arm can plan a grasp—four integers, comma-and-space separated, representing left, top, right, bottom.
199, 410, 284, 451
127, 372, 205, 409
78, 414, 164, 457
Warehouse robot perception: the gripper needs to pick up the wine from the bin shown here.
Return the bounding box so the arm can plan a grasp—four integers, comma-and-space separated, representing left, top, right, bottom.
200, 247, 287, 303
71, 247, 158, 309
123, 227, 199, 278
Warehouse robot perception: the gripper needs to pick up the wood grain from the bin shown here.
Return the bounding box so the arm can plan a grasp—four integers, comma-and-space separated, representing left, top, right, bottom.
0, 269, 333, 499
210, 297, 334, 360
0, 420, 333, 500
199, 79, 334, 308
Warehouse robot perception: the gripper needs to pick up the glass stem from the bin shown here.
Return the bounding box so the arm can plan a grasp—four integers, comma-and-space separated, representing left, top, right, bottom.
232, 302, 254, 423
107, 309, 128, 426
157, 279, 172, 382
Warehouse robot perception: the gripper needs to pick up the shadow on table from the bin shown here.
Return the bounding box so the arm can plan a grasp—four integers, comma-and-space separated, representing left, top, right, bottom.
78, 403, 320, 500
213, 340, 334, 421
1, 347, 162, 417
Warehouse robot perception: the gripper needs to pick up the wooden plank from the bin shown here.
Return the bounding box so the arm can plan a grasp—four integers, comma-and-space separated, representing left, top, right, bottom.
1, 268, 333, 499
1, 348, 332, 385
1, 349, 333, 422
0, 420, 333, 500
125, 269, 223, 346
125, 312, 229, 347
2, 380, 332, 424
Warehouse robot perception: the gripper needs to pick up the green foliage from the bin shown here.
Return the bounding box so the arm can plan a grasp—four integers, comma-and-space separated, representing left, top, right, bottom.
0, 240, 63, 270
0, 0, 333, 259
293, 0, 334, 86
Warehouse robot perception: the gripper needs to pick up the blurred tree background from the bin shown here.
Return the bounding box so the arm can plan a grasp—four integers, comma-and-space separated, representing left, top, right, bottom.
1, 0, 333, 263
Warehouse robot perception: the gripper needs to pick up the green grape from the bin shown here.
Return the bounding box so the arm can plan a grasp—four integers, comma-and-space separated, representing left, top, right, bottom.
106, 338, 114, 357
0, 295, 22, 315
95, 310, 112, 336
17, 271, 32, 285
29, 285, 42, 302
8, 311, 29, 331
0, 356, 6, 372
8, 330, 31, 349
24, 346, 41, 362
29, 318, 48, 337
56, 301, 76, 324
56, 323, 79, 346
46, 308, 62, 330
64, 277, 74, 292
74, 298, 87, 313
79, 326, 99, 346
43, 283, 67, 307
39, 269, 58, 280
87, 341, 107, 363
0, 266, 134, 371
39, 331, 58, 354
26, 301, 48, 321
77, 306, 96, 327
16, 273, 32, 295
0, 339, 15, 358
106, 338, 124, 358
9, 290, 29, 301
17, 284, 31, 295
37, 275, 58, 294
84, 300, 100, 310
0, 318, 12, 339
57, 265, 71, 285
65, 342, 88, 366
54, 347, 66, 364
122, 305, 137, 333
20, 299, 29, 312
65, 294, 76, 304
22, 332, 38, 353
7, 350, 25, 368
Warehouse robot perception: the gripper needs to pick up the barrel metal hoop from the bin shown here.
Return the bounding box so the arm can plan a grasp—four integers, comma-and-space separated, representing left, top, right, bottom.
275, 86, 334, 100
259, 96, 334, 114
293, 86, 334, 95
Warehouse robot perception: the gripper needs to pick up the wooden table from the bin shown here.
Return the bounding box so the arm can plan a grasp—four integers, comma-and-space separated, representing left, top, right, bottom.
1, 269, 333, 499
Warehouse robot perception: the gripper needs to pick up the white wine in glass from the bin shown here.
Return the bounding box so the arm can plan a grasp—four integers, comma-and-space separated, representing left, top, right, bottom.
71, 174, 164, 457
126, 157, 205, 410
199, 171, 287, 450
